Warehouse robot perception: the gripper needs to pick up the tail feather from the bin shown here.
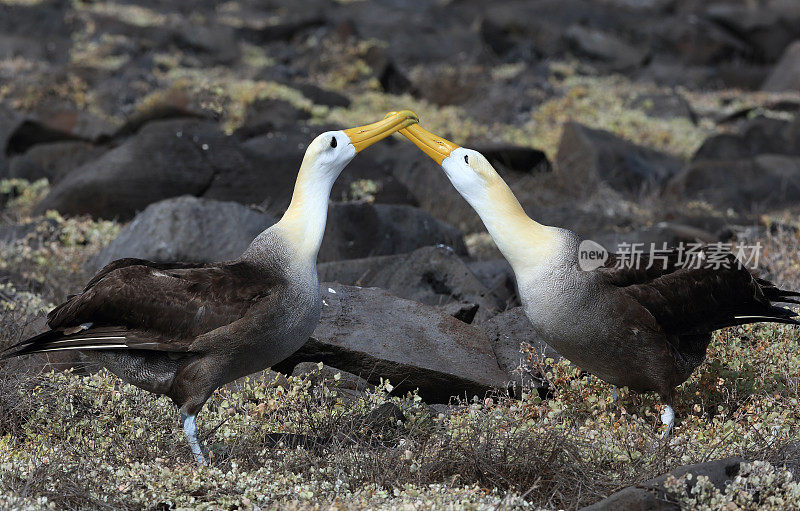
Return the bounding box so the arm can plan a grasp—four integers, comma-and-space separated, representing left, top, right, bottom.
757, 279, 800, 304
2, 327, 130, 359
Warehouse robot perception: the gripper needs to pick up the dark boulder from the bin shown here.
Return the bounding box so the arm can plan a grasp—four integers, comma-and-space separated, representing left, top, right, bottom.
564, 25, 648, 71
692, 116, 800, 161
705, 4, 800, 63
318, 245, 503, 323
479, 307, 563, 392
89, 197, 463, 271
556, 122, 682, 195
7, 141, 106, 184
762, 40, 800, 92
89, 196, 277, 271
0, 105, 22, 177
206, 128, 418, 209
293, 83, 350, 108
274, 284, 510, 403
331, 0, 484, 67
173, 23, 240, 65
627, 92, 695, 122
580, 457, 745, 510
655, 14, 751, 66
232, 99, 311, 140
35, 119, 234, 220
466, 258, 518, 308
665, 155, 800, 211
0, 0, 73, 64
319, 202, 466, 262
476, 145, 552, 174
592, 222, 719, 253
237, 14, 325, 45
25, 100, 116, 143
112, 90, 211, 139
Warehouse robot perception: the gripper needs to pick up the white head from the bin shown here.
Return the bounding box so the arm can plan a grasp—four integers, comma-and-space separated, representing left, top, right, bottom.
440, 147, 500, 211
299, 130, 358, 185
395, 122, 509, 213
396, 121, 558, 271
271, 110, 419, 265
293, 110, 420, 192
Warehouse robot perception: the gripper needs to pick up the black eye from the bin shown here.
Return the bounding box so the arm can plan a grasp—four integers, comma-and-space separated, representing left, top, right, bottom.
464, 155, 469, 164
330, 137, 337, 148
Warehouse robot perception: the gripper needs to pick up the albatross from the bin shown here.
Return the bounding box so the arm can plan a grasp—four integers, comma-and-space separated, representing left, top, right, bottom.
395, 119, 800, 438
1, 110, 419, 464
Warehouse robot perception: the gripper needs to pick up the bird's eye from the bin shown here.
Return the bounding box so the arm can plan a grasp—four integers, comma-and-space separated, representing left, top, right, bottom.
330, 137, 337, 148
464, 155, 469, 165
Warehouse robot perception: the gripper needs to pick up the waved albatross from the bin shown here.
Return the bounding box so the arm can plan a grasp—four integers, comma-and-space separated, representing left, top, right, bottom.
1, 110, 419, 464
396, 120, 799, 438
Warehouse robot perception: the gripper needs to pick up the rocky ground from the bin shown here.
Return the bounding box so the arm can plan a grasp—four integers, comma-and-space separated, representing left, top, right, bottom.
1, 0, 800, 509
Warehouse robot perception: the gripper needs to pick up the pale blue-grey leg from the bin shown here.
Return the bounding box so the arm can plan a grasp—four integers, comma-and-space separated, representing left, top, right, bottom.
181, 412, 207, 465
611, 386, 619, 402
660, 405, 675, 440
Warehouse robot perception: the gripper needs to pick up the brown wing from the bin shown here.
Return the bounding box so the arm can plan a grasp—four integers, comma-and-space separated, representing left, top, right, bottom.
596, 248, 799, 336
3, 258, 285, 357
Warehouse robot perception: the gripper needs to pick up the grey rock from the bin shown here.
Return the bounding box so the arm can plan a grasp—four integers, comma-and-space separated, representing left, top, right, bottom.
476, 145, 552, 174
319, 203, 466, 262
0, 0, 72, 64
705, 4, 800, 63
291, 361, 374, 393
592, 222, 719, 253
35, 119, 233, 220
331, 0, 483, 67
318, 245, 501, 322
435, 301, 480, 324
466, 259, 518, 308
762, 40, 800, 92
665, 155, 800, 211
174, 23, 240, 65
90, 196, 276, 271
479, 307, 563, 392
0, 104, 23, 177
7, 141, 106, 184
565, 25, 648, 70
628, 92, 695, 122
693, 116, 800, 161
293, 83, 350, 108
208, 128, 418, 209
233, 99, 310, 140
274, 284, 510, 403
580, 457, 745, 510
556, 122, 682, 195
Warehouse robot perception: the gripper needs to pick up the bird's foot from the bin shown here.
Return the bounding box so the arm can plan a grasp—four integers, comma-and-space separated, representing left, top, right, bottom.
660, 404, 675, 440
611, 386, 619, 403
181, 412, 208, 466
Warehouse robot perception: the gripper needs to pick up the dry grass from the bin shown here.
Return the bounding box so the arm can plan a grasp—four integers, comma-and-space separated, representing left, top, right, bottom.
0, 309, 797, 509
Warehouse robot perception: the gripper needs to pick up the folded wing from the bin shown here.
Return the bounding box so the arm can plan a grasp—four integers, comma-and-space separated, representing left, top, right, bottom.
3, 258, 282, 357
596, 249, 799, 336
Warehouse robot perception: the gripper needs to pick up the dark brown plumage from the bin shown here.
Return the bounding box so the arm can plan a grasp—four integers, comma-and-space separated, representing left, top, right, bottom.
597, 249, 799, 398
2, 112, 420, 464
397, 121, 799, 438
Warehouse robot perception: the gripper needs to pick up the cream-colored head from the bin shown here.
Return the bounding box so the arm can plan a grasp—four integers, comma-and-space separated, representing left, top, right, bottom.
441, 148, 511, 215
295, 129, 358, 187
261, 110, 418, 267
395, 121, 559, 271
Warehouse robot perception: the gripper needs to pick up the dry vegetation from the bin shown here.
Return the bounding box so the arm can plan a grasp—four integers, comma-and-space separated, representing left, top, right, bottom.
1, 3, 799, 503
0, 315, 799, 509
0, 208, 798, 509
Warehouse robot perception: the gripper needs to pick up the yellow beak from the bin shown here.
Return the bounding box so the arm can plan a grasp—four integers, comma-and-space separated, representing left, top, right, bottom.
384, 112, 461, 165
343, 109, 419, 153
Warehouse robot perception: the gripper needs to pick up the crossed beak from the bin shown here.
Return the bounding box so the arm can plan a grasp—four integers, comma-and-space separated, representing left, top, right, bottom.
384, 111, 461, 165
343, 109, 419, 153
